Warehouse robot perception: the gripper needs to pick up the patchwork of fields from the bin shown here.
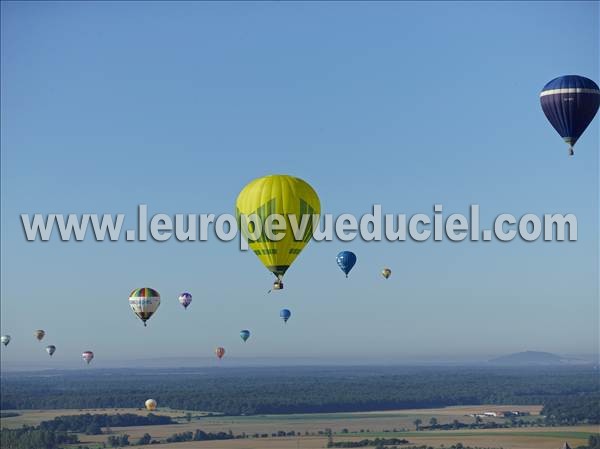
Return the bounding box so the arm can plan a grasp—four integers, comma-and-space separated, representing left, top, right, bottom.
2, 405, 596, 449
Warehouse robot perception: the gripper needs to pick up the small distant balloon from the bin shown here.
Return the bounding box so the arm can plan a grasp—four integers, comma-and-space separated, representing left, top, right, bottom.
381, 268, 392, 279
178, 292, 192, 310
129, 288, 161, 326
34, 330, 45, 341
215, 347, 225, 359
82, 351, 94, 364
145, 399, 157, 411
46, 345, 56, 357
336, 251, 357, 278
1, 335, 10, 346
280, 309, 291, 323
240, 330, 250, 342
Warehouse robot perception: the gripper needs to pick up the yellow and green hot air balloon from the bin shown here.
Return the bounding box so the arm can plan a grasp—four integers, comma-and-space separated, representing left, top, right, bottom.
236, 174, 320, 290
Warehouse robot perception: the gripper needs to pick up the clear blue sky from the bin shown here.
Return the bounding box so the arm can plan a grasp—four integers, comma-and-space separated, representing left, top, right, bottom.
1, 1, 598, 367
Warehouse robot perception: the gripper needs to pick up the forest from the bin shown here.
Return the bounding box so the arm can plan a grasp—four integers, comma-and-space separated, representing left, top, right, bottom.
38, 413, 174, 433
1, 365, 597, 424
0, 426, 79, 449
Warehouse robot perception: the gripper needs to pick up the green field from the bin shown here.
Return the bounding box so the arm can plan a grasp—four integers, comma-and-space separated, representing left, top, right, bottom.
2, 405, 597, 449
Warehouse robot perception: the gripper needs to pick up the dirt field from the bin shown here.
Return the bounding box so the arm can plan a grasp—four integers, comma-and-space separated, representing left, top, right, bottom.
90, 427, 597, 449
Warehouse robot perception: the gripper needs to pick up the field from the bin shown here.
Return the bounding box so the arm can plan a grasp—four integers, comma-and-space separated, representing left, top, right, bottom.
2, 405, 597, 449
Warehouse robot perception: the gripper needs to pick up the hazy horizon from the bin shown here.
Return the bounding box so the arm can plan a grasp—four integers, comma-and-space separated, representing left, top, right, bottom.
2, 350, 598, 373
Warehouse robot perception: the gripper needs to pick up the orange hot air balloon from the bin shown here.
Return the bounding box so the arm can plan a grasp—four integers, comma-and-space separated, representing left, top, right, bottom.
215, 347, 225, 359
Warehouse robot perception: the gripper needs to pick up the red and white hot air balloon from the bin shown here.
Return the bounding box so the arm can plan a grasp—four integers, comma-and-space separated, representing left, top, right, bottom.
82, 351, 94, 364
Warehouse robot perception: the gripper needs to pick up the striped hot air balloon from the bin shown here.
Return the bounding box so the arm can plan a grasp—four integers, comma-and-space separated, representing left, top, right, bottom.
540, 75, 600, 156
236, 174, 321, 291
129, 288, 161, 326
280, 309, 291, 323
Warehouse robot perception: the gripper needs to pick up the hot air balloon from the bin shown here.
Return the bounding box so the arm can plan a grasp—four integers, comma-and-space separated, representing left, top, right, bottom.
46, 345, 56, 357
236, 174, 321, 291
240, 330, 250, 342
336, 251, 357, 278
129, 288, 161, 326
280, 309, 291, 323
145, 399, 157, 411
381, 268, 392, 279
215, 347, 225, 359
34, 330, 45, 341
82, 351, 94, 364
540, 75, 600, 156
178, 292, 192, 310
1, 335, 10, 346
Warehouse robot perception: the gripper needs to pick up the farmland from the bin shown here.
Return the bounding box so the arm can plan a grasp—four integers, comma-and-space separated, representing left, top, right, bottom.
1, 366, 598, 448
2, 406, 597, 449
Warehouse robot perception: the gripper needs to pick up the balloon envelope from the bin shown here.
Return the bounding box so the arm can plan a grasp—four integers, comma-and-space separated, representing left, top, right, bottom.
82, 351, 94, 364
336, 251, 357, 277
382, 268, 392, 279
236, 174, 321, 283
145, 399, 157, 411
540, 75, 600, 154
46, 345, 56, 356
0, 335, 10, 346
215, 347, 225, 359
280, 309, 291, 323
129, 288, 161, 326
240, 330, 250, 342
178, 292, 192, 309
34, 330, 45, 341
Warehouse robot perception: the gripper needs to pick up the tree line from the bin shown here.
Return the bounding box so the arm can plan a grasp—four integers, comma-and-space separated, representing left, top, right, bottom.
542, 393, 600, 425
0, 426, 79, 449
38, 413, 174, 434
1, 366, 597, 424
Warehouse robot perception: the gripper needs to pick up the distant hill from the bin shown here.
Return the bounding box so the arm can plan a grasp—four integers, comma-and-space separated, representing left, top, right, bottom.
489, 351, 566, 365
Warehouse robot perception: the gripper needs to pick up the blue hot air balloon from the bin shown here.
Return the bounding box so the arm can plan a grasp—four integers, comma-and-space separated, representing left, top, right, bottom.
540, 75, 600, 156
280, 309, 291, 323
336, 251, 357, 278
240, 330, 250, 342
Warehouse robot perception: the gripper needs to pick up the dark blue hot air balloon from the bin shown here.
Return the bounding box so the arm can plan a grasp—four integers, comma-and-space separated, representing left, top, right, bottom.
540, 75, 600, 156
240, 330, 250, 342
336, 251, 357, 278
280, 309, 291, 323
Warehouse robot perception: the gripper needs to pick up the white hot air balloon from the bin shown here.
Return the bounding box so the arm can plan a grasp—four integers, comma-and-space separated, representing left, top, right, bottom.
178, 292, 192, 310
